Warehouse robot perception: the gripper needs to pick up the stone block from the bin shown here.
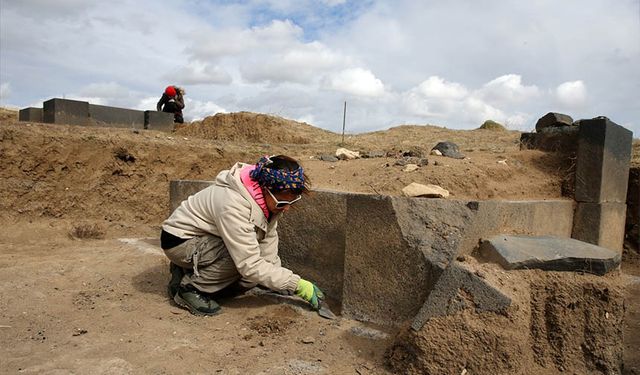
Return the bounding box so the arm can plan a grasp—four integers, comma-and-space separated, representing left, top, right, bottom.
519, 128, 579, 153
535, 112, 573, 132
572, 202, 627, 252
575, 117, 633, 203
278, 190, 348, 308
457, 200, 575, 254
480, 235, 620, 275
88, 104, 145, 128
626, 167, 639, 247
43, 98, 89, 126
168, 180, 214, 212
144, 110, 175, 132
18, 107, 42, 122
341, 196, 474, 325
410, 262, 511, 331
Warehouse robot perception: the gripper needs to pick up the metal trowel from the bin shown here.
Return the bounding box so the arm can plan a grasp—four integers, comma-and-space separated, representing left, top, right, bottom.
317, 299, 337, 320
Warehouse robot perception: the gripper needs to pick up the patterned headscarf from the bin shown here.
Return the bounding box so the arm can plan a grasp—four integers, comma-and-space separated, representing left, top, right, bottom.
249, 155, 305, 191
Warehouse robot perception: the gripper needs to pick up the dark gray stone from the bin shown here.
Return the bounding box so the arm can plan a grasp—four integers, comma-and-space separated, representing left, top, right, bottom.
394, 157, 428, 166
43, 98, 90, 126
362, 150, 386, 158
317, 154, 339, 162
575, 117, 633, 203
410, 262, 511, 331
168, 180, 214, 212
144, 110, 175, 132
18, 107, 42, 122
572, 202, 627, 252
278, 190, 348, 308
519, 128, 579, 153
627, 167, 639, 248
431, 141, 465, 159
88, 104, 145, 128
535, 112, 574, 132
479, 234, 621, 275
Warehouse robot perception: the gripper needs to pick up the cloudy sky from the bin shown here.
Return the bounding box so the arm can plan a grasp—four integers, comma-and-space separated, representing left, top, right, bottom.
1, 0, 638, 135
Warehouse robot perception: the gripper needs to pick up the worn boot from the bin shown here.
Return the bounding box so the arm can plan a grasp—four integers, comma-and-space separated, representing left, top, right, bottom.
174, 285, 221, 316
167, 262, 184, 299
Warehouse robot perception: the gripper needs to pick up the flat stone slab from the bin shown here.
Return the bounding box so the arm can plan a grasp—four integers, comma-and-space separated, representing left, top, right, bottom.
480, 235, 620, 275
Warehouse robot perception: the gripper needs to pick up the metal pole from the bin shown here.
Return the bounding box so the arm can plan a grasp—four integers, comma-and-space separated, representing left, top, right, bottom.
341, 101, 347, 145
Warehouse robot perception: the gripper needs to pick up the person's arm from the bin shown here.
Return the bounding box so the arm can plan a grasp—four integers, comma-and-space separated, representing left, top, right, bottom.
213, 197, 300, 292
175, 94, 185, 110
156, 94, 167, 111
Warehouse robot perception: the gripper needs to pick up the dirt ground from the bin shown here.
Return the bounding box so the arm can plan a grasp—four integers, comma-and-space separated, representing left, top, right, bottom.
0, 108, 638, 374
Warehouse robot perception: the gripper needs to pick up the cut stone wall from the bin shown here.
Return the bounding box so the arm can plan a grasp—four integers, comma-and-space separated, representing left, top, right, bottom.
18, 107, 43, 122
88, 104, 145, 128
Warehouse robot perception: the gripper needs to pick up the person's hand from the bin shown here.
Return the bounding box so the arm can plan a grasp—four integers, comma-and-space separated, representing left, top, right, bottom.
295, 279, 324, 310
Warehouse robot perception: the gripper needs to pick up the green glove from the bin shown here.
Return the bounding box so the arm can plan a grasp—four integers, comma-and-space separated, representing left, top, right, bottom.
295, 279, 324, 310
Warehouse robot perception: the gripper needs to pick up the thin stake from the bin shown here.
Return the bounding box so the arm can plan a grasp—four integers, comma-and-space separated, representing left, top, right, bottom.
341, 101, 347, 145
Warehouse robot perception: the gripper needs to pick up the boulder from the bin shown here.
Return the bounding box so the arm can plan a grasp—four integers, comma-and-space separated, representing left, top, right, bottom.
535, 112, 574, 132
431, 141, 465, 159
318, 154, 339, 162
403, 164, 419, 172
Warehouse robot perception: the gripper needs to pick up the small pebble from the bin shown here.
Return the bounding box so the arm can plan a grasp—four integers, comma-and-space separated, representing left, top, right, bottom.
302, 336, 315, 344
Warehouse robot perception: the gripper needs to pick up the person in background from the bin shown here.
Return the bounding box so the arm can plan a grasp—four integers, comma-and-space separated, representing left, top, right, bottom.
160, 155, 324, 316
157, 85, 185, 123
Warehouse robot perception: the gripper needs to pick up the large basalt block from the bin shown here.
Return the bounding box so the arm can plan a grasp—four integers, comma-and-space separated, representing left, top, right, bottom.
480, 235, 621, 275
410, 262, 512, 331
458, 200, 575, 254
144, 110, 175, 132
168, 180, 214, 212
519, 128, 579, 153
575, 118, 633, 203
278, 190, 348, 307
88, 104, 145, 128
342, 196, 474, 325
535, 112, 574, 132
18, 107, 42, 122
572, 202, 627, 252
43, 98, 89, 126
627, 167, 639, 247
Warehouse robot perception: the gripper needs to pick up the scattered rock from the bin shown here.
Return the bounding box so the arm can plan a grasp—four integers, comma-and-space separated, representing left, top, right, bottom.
362, 150, 385, 158
403, 164, 419, 172
395, 157, 428, 166
318, 154, 339, 162
430, 149, 443, 156
72, 328, 88, 336
336, 148, 360, 160
402, 183, 450, 198
497, 160, 507, 165
302, 336, 315, 344
431, 142, 465, 159
535, 112, 574, 132
434, 161, 441, 166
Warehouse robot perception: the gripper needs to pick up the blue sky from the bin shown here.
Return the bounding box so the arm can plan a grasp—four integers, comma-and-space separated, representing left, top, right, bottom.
1, 0, 638, 135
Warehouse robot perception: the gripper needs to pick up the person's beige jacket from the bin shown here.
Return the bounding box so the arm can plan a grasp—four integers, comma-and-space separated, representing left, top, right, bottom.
162, 162, 300, 292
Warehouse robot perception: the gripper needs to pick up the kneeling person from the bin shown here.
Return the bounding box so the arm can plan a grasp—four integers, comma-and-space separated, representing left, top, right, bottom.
160, 155, 322, 315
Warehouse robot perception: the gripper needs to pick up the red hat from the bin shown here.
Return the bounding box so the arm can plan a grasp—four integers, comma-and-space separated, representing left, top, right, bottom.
164, 86, 176, 97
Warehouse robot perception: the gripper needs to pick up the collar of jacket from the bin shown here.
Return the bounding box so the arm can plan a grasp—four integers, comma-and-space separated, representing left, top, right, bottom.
216, 162, 280, 232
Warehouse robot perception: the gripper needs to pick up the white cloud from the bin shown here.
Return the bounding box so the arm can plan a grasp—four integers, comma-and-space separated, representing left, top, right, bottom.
555, 80, 587, 109
414, 76, 468, 100
186, 99, 226, 121
324, 68, 385, 97
475, 74, 540, 105
172, 61, 232, 85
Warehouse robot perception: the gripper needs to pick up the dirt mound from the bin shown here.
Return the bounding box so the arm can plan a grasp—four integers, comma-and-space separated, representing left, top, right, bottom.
0, 107, 17, 122
176, 111, 338, 144
386, 269, 624, 375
